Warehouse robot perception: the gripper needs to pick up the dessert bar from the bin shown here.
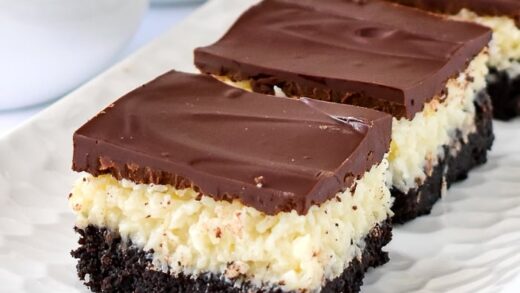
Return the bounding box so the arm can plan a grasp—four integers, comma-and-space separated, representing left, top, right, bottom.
69, 71, 394, 292
388, 0, 520, 120
195, 0, 494, 223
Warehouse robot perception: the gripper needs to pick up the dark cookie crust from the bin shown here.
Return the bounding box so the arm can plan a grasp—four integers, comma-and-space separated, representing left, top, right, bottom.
487, 68, 520, 120
392, 92, 494, 224
71, 221, 391, 293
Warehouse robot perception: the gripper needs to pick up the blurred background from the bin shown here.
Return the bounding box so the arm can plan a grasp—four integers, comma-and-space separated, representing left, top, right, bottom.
0, 0, 205, 137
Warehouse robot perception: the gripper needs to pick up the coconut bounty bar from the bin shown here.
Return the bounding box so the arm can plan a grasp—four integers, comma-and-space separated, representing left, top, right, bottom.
194, 0, 494, 223
69, 71, 393, 292
387, 0, 520, 120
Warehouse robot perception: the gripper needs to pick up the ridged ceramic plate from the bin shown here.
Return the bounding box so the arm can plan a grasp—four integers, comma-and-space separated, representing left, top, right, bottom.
0, 0, 519, 292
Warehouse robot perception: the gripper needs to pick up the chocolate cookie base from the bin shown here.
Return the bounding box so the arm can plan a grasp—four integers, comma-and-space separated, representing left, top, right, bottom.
391, 92, 494, 224
487, 68, 520, 121
71, 221, 391, 293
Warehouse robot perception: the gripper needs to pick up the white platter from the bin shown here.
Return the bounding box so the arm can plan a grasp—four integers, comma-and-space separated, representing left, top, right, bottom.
0, 0, 519, 292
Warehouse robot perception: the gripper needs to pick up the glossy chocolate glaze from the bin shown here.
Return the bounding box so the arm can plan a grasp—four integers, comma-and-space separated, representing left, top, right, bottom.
195, 0, 491, 119
389, 0, 520, 26
73, 71, 392, 215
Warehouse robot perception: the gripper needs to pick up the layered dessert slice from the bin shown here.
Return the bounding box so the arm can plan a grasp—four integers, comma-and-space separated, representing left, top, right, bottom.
69, 71, 394, 292
194, 0, 494, 223
387, 0, 520, 120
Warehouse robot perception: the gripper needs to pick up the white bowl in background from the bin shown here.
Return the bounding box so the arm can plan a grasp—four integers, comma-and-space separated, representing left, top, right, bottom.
0, 0, 149, 110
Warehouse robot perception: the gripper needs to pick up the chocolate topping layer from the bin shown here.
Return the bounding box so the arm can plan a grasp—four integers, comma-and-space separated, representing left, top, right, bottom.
389, 0, 520, 27
73, 71, 391, 215
194, 0, 491, 119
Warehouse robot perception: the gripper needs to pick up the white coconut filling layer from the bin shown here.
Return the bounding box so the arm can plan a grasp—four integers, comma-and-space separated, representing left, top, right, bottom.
389, 51, 488, 192
70, 160, 392, 292
215, 51, 488, 193
452, 9, 520, 71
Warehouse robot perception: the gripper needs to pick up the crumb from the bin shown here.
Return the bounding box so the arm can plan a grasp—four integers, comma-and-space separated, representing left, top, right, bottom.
254, 176, 265, 188
99, 156, 116, 170
367, 151, 374, 161
344, 172, 355, 184
225, 261, 248, 279
350, 183, 358, 194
